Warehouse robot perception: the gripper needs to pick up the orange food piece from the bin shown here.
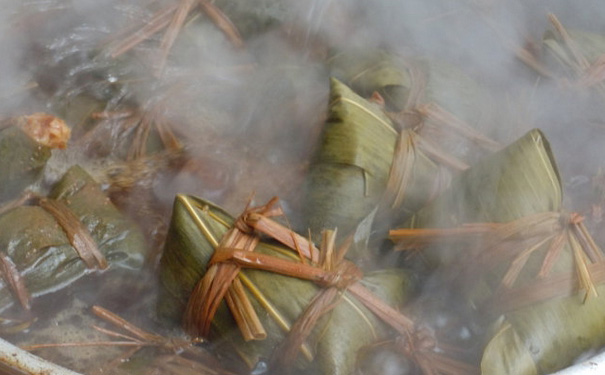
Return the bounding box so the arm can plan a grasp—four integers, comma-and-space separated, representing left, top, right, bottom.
17, 113, 71, 149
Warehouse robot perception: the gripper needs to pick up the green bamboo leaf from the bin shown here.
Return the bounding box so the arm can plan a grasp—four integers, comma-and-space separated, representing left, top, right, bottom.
402, 129, 562, 292
483, 286, 605, 375
303, 78, 441, 248
0, 126, 51, 202
399, 130, 605, 374
158, 194, 411, 375
0, 165, 146, 312
48, 165, 146, 269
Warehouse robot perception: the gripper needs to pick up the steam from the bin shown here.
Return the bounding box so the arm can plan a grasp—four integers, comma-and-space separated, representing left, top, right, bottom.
2, 0, 605, 373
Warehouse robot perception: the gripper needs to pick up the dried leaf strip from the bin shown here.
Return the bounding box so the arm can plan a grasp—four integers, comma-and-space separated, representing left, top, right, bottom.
38, 198, 107, 270
390, 211, 605, 310
0, 253, 30, 311
25, 305, 228, 375
182, 196, 269, 341
109, 0, 244, 74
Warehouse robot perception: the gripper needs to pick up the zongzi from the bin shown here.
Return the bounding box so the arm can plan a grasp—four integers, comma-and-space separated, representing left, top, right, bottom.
0, 165, 145, 313
394, 129, 560, 262
158, 195, 411, 375
391, 129, 605, 374
303, 78, 447, 249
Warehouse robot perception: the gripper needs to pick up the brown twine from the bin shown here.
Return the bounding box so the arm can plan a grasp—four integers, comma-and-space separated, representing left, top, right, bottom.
392, 211, 605, 313
416, 103, 501, 152
388, 56, 500, 153
379, 59, 469, 212
364, 55, 506, 219
0, 253, 30, 311
473, 213, 599, 294
108, 0, 243, 71
185, 200, 355, 348
183, 200, 272, 340
268, 285, 346, 370
487, 259, 605, 314
546, 13, 605, 102
401, 58, 428, 112
266, 229, 362, 372
384, 58, 426, 132
383, 130, 457, 212
38, 198, 108, 270
548, 14, 590, 72
375, 58, 501, 224
0, 192, 105, 311
392, 328, 467, 375
577, 55, 605, 88
401, 57, 500, 153
384, 130, 417, 209
184, 197, 289, 340
226, 232, 363, 372
485, 212, 603, 312
194, 223, 363, 357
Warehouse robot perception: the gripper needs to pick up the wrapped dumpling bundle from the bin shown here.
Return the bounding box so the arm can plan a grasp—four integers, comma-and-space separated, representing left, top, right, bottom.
158, 194, 426, 375
393, 129, 561, 266
391, 129, 605, 374
304, 78, 459, 247
0, 114, 70, 202
0, 165, 146, 314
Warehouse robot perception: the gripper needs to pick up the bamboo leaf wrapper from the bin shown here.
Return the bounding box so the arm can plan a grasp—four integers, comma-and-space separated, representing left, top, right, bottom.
0, 165, 145, 312
303, 78, 441, 248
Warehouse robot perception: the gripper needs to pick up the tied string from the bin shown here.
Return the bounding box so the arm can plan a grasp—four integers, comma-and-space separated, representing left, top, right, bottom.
390, 211, 605, 314
0, 191, 107, 314
545, 14, 605, 100
0, 253, 30, 311
393, 329, 480, 375
374, 61, 466, 211
185, 198, 473, 374
107, 0, 244, 76
38, 198, 108, 270
248, 208, 480, 375
266, 230, 363, 370
383, 130, 459, 211
394, 56, 502, 153
126, 103, 183, 161
378, 58, 502, 212
183, 197, 282, 340
414, 103, 501, 153
487, 212, 605, 314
